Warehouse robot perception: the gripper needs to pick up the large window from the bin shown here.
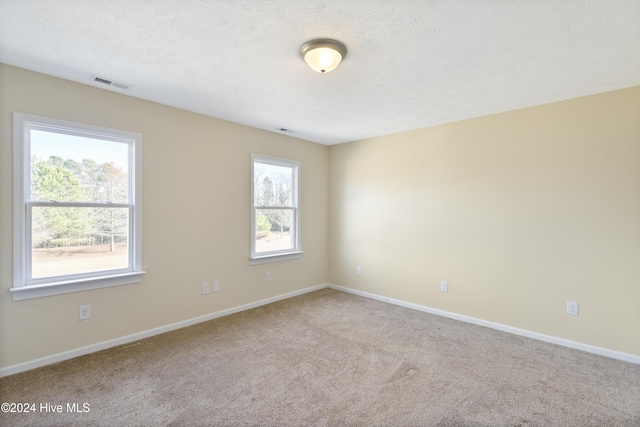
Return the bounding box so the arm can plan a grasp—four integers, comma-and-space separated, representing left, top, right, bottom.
251, 154, 301, 263
12, 113, 143, 300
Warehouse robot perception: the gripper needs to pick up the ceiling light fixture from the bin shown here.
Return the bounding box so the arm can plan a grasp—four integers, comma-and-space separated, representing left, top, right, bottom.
300, 39, 347, 73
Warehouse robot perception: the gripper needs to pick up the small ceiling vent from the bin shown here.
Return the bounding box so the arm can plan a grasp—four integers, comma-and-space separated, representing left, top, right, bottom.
90, 75, 132, 90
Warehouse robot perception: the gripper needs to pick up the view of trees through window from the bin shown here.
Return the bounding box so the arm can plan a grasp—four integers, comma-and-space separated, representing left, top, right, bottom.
29, 131, 130, 278
253, 161, 294, 253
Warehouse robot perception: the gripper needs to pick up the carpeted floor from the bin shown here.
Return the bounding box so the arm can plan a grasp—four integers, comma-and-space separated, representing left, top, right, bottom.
1, 288, 639, 426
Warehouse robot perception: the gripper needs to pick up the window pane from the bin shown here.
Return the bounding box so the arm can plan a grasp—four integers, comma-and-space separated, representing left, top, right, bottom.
253, 162, 293, 207
31, 206, 129, 278
30, 130, 129, 203
255, 209, 293, 253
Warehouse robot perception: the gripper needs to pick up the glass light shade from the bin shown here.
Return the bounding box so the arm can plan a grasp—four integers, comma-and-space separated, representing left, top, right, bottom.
303, 47, 342, 73
300, 39, 347, 73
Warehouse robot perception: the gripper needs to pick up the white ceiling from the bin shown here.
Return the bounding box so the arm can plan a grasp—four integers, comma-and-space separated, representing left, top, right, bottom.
1, 0, 639, 145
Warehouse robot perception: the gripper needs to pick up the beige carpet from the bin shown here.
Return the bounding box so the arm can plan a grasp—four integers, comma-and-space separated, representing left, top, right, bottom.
1, 288, 639, 426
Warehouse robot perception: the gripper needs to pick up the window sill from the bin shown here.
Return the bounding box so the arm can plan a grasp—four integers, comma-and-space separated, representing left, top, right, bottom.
250, 251, 303, 265
10, 271, 145, 301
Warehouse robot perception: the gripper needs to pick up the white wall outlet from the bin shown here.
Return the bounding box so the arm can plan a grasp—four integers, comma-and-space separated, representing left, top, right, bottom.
213, 281, 220, 292
266, 272, 271, 282
202, 282, 210, 294
356, 266, 362, 276
79, 304, 91, 320
440, 280, 448, 292
567, 301, 579, 316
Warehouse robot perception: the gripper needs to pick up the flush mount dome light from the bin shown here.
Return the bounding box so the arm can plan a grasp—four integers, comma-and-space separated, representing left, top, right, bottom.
300, 39, 347, 73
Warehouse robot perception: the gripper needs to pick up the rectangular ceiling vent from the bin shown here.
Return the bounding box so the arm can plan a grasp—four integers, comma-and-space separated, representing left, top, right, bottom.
90, 75, 132, 90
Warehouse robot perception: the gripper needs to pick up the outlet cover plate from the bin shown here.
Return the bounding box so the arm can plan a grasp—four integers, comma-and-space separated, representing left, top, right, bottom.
440, 281, 448, 292
79, 304, 91, 320
567, 301, 579, 316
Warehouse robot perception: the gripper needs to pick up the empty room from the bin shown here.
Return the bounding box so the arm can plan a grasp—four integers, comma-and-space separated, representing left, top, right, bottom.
0, 1, 639, 426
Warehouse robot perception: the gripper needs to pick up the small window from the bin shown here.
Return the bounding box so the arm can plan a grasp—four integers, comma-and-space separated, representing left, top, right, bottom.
251, 154, 301, 264
12, 113, 143, 300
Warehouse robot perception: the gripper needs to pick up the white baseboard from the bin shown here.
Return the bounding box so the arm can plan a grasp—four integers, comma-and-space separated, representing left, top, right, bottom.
328, 284, 640, 365
0, 284, 328, 378
3, 282, 637, 377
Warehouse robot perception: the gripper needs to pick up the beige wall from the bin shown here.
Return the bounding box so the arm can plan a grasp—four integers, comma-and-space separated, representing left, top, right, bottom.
0, 64, 329, 369
1, 62, 638, 370
329, 87, 640, 356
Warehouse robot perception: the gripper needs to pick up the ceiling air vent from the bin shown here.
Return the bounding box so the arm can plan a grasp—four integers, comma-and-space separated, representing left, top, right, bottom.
90, 75, 132, 90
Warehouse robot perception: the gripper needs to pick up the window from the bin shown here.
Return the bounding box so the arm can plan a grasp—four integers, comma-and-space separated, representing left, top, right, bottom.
12, 113, 143, 300
251, 154, 301, 264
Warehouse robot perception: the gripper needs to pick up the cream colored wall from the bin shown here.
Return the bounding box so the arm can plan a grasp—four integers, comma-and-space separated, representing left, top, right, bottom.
329, 87, 640, 356
1, 62, 638, 370
0, 64, 329, 369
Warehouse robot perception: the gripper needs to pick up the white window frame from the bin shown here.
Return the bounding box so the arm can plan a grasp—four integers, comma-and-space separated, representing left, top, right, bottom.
12, 113, 144, 300
250, 154, 302, 264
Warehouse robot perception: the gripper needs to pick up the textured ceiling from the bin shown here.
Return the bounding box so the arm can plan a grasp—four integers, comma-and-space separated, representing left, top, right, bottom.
1, 0, 639, 145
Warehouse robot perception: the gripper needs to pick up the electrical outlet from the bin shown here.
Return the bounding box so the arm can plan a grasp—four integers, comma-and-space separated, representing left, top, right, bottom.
79, 304, 91, 320
202, 282, 210, 294
266, 272, 271, 282
356, 266, 362, 276
440, 280, 448, 292
213, 281, 220, 292
567, 301, 579, 316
